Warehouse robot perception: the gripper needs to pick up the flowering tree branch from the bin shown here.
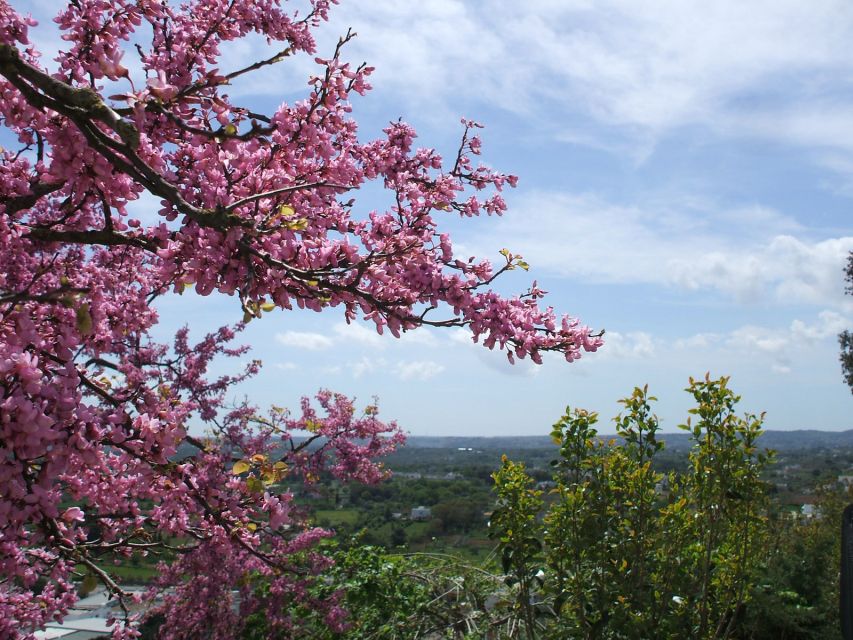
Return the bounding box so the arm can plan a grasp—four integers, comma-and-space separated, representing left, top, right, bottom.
0, 1, 602, 637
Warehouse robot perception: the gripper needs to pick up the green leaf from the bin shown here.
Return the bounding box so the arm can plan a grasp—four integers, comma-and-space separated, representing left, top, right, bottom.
80, 573, 98, 596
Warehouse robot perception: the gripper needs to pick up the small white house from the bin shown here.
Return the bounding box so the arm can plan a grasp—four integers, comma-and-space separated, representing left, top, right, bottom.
411, 506, 432, 521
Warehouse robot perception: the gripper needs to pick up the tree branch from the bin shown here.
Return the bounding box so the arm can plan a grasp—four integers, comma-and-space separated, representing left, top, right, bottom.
3, 181, 66, 216
26, 227, 158, 252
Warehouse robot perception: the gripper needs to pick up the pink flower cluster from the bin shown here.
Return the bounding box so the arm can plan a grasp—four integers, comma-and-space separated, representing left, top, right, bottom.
0, 0, 602, 637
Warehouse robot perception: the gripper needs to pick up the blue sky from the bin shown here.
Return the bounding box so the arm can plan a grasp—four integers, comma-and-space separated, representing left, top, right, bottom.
22, 1, 853, 435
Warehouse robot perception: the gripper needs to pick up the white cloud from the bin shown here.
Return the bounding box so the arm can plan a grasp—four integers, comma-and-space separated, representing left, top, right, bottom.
724, 105, 853, 155
582, 311, 849, 379
476, 191, 853, 307
448, 329, 541, 377
449, 329, 475, 346
398, 328, 440, 346
791, 310, 849, 342
274, 331, 334, 350
599, 331, 656, 359
672, 309, 853, 374
277, 321, 430, 353
333, 322, 385, 348
25, 1, 853, 168
673, 333, 721, 350
678, 236, 853, 305
344, 356, 444, 381
294, 0, 853, 158
274, 362, 298, 371
351, 356, 385, 379
726, 327, 789, 356
394, 360, 445, 381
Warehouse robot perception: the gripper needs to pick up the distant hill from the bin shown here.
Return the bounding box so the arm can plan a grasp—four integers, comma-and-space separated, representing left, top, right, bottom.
402, 430, 853, 453
173, 429, 853, 461
747, 429, 853, 451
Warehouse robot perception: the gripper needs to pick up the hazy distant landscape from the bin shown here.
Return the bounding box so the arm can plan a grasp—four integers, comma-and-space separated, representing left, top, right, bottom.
401, 430, 853, 451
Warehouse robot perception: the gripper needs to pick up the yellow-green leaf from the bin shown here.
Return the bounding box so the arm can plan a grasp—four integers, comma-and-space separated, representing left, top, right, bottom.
223, 124, 238, 135
80, 573, 98, 596
246, 476, 264, 494
75, 303, 93, 336
283, 217, 309, 231
268, 204, 296, 224
232, 460, 251, 475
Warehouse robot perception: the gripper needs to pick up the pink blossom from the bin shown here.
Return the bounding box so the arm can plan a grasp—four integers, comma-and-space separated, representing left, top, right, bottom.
61, 507, 84, 523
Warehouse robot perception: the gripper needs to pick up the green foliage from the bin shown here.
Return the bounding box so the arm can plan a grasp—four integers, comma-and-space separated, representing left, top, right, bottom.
740, 483, 846, 640
240, 539, 512, 639
240, 542, 432, 639
491, 376, 774, 639
674, 375, 771, 639
317, 544, 432, 639
489, 457, 545, 639
240, 377, 846, 640
433, 498, 484, 534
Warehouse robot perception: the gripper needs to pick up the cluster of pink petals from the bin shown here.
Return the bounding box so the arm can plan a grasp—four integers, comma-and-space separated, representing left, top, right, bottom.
0, 0, 602, 637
